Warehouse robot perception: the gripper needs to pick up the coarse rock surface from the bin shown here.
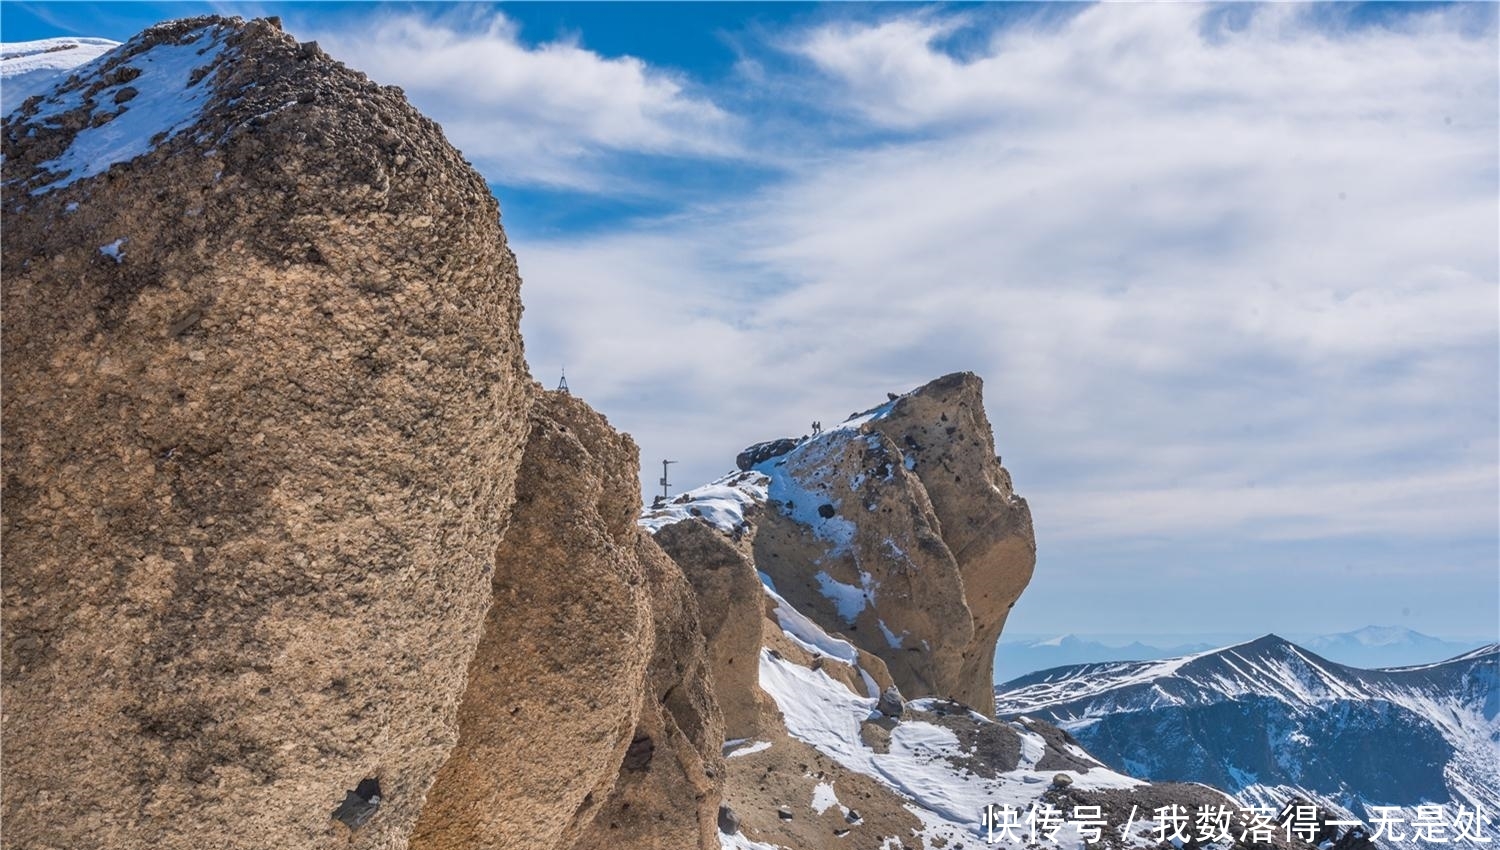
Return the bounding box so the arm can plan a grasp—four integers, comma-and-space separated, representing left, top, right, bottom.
654, 517, 766, 740
2, 16, 529, 850
865, 372, 1036, 715
752, 372, 1035, 715
410, 390, 656, 850
571, 534, 726, 850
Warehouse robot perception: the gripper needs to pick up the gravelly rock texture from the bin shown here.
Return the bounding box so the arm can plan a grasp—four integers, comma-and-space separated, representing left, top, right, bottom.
3, 16, 524, 850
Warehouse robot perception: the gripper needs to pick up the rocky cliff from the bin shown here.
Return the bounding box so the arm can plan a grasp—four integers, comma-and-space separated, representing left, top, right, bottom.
649, 372, 1036, 717
643, 384, 1335, 850
411, 390, 723, 850
3, 16, 531, 850
2, 17, 719, 850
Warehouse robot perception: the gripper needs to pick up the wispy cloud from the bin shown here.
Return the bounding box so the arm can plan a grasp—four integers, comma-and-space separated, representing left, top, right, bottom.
515, 4, 1497, 559
309, 8, 738, 190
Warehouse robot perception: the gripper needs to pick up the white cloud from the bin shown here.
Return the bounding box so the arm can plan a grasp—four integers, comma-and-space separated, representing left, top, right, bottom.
310, 9, 736, 190
514, 4, 1497, 551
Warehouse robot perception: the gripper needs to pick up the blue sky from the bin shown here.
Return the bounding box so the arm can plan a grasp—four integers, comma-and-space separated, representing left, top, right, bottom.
4, 2, 1496, 642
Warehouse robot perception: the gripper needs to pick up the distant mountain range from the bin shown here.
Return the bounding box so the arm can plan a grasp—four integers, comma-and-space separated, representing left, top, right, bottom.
995, 634, 1217, 680
1298, 626, 1493, 670
996, 626, 1491, 680
996, 635, 1500, 847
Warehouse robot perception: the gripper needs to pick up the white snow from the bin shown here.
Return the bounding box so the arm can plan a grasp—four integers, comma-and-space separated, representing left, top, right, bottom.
810, 780, 842, 815
755, 430, 859, 552
719, 831, 784, 850
761, 578, 863, 668
726, 740, 773, 759
814, 570, 870, 623
18, 25, 232, 194
98, 238, 126, 262
1, 38, 119, 113
878, 619, 903, 649
639, 470, 767, 534
757, 645, 1142, 848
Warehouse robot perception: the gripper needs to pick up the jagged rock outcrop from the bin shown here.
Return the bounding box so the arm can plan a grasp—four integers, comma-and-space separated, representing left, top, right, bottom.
572, 535, 726, 850
412, 390, 723, 850
653, 517, 765, 740
752, 372, 1035, 715
865, 372, 1037, 712
641, 374, 1034, 721
410, 389, 653, 849
2, 16, 530, 850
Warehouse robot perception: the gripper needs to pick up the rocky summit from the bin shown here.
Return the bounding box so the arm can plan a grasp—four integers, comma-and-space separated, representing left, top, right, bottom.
1, 15, 719, 850
647, 371, 1037, 717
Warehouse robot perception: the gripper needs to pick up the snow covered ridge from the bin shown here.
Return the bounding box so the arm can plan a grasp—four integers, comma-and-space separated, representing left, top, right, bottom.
758, 647, 1144, 847
638, 393, 900, 538
639, 470, 768, 535
748, 575, 1158, 850
3, 18, 239, 195
1, 38, 120, 112
639, 392, 906, 545
996, 636, 1500, 848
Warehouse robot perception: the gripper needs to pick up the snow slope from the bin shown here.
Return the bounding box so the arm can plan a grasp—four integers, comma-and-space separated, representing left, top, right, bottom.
753, 587, 1147, 850
3, 21, 240, 196
1, 38, 119, 112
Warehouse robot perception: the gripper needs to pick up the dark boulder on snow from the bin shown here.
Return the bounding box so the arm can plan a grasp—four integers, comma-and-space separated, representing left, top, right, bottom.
736, 437, 800, 471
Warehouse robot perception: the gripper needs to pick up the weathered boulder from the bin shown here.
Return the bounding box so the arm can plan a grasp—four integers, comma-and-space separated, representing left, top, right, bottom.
2, 16, 529, 850
736, 437, 800, 471
876, 685, 906, 719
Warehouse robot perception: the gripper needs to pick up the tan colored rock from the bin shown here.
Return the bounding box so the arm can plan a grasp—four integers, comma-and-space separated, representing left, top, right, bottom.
411, 390, 654, 850
751, 373, 1035, 716
867, 371, 1037, 710
570, 533, 726, 850
720, 721, 923, 850
2, 16, 530, 850
654, 517, 766, 740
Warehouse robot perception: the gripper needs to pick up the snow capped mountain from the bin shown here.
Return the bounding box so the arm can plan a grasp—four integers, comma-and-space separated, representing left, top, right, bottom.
994, 627, 1490, 683
996, 636, 1500, 847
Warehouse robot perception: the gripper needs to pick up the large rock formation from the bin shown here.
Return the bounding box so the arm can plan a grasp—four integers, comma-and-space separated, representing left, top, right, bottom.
653, 517, 766, 741
572, 535, 726, 850
409, 390, 653, 849
2, 16, 532, 850
3, 13, 1049, 850
412, 390, 724, 850
864, 372, 1037, 711
2, 16, 726, 850
749, 373, 1035, 714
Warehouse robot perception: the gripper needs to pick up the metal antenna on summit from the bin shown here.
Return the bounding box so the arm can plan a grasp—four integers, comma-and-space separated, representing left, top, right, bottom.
557, 367, 570, 395
660, 459, 677, 499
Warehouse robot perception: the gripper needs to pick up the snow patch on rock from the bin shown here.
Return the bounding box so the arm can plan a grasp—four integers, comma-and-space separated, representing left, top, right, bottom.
0, 38, 119, 112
